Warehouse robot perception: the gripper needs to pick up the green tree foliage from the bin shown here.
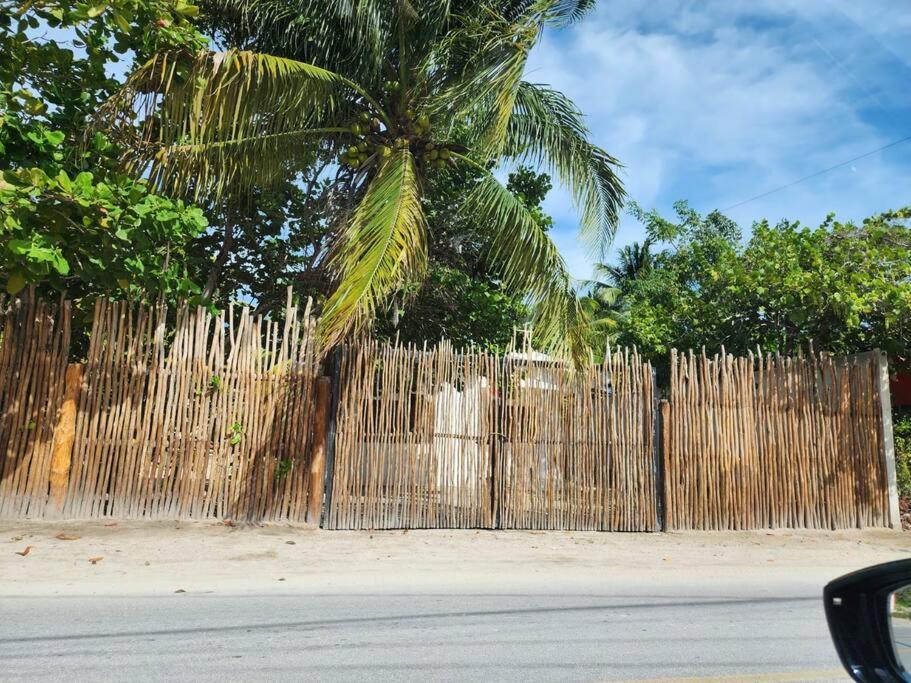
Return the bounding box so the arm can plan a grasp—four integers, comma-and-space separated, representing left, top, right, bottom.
0, 0, 208, 300
185, 161, 336, 313
102, 0, 624, 362
611, 202, 911, 367
896, 411, 911, 501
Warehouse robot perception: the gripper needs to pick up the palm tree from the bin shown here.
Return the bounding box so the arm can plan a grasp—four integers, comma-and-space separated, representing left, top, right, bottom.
580, 269, 624, 345
603, 240, 653, 288
100, 0, 624, 362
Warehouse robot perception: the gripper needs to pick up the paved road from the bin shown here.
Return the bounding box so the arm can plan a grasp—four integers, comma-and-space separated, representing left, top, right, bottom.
0, 590, 848, 681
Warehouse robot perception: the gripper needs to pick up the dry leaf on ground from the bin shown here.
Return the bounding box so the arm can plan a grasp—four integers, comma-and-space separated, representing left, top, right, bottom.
88, 556, 103, 564
15, 545, 33, 556
55, 533, 80, 541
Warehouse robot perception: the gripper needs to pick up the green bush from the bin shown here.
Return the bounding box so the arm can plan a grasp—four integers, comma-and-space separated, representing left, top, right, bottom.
896, 411, 911, 499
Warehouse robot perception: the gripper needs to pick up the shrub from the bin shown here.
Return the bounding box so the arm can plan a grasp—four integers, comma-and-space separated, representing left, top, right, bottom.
896, 411, 911, 499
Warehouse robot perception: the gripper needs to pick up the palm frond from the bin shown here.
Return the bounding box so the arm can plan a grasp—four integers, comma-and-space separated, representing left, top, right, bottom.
145, 127, 347, 200
475, 0, 593, 25
423, 7, 540, 156
543, 0, 596, 25
200, 0, 392, 82
99, 49, 379, 199
506, 81, 625, 257
319, 146, 428, 347
458, 157, 591, 364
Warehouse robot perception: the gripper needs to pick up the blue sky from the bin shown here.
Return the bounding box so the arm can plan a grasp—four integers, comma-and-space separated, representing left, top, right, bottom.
524, 0, 911, 279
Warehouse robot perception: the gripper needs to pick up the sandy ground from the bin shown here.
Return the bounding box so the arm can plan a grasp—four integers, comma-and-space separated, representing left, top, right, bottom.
2, 520, 910, 597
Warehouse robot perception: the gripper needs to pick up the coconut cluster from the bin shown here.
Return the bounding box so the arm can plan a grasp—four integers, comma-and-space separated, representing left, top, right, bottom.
338, 95, 455, 172
338, 111, 389, 169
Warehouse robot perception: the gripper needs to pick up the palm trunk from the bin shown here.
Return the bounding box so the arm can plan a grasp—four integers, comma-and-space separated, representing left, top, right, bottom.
202, 218, 235, 302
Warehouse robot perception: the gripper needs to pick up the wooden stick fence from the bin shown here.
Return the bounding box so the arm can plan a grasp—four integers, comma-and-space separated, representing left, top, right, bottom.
0, 291, 321, 521
495, 347, 658, 531
327, 341, 498, 529
664, 349, 891, 530
327, 342, 658, 530
0, 292, 70, 518
0, 293, 898, 530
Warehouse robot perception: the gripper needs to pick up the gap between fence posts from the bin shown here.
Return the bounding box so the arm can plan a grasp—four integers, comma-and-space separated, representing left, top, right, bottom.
48, 362, 83, 513
489, 362, 503, 530
874, 350, 901, 529
649, 365, 662, 530
307, 376, 331, 526
319, 348, 342, 528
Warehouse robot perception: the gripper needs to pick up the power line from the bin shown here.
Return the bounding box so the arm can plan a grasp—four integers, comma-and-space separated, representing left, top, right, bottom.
721, 134, 911, 212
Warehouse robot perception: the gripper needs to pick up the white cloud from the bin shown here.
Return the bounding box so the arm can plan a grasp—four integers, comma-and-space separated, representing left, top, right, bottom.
527, 0, 911, 279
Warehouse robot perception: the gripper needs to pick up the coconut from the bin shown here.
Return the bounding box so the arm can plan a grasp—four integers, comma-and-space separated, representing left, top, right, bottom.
348, 145, 359, 156
357, 141, 368, 152
439, 149, 451, 160
424, 142, 435, 151
417, 114, 430, 129
428, 149, 439, 160
350, 123, 362, 135
359, 111, 370, 123
349, 158, 361, 168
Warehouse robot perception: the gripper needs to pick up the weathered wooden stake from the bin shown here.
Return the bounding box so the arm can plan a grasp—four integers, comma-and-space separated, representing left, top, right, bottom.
49, 362, 83, 511
875, 350, 901, 529
659, 399, 670, 531
307, 376, 331, 525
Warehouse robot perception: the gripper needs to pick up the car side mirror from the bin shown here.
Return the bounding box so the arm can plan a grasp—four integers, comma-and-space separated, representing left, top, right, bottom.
825, 559, 911, 682
892, 585, 911, 675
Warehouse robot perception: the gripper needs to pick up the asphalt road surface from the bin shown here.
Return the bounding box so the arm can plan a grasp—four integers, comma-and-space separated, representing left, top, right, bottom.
0, 590, 848, 681
7, 523, 899, 682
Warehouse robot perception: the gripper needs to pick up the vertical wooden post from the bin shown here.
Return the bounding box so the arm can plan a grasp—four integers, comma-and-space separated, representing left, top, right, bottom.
49, 362, 83, 512
875, 350, 901, 529
307, 376, 331, 525
659, 399, 670, 531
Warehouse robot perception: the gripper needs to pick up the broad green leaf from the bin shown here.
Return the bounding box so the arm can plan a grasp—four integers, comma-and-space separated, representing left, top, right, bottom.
56, 170, 72, 193
6, 272, 26, 295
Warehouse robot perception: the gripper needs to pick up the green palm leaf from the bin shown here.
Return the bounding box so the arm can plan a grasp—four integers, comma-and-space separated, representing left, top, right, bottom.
100, 48, 382, 198
319, 146, 428, 347
459, 158, 590, 365
146, 127, 347, 200
506, 81, 625, 257
426, 8, 539, 158
201, 0, 391, 81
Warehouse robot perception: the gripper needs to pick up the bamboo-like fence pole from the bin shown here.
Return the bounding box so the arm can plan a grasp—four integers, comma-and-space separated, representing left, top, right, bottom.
48, 362, 83, 512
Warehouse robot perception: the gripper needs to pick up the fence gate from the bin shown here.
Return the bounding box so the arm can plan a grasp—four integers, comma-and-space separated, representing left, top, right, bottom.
326, 341, 496, 529
325, 342, 658, 530
495, 349, 658, 531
